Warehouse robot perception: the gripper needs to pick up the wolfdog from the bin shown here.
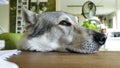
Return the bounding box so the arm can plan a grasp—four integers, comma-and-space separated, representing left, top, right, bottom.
18, 9, 106, 54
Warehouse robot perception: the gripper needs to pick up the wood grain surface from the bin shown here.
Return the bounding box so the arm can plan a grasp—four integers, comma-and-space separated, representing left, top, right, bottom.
9, 51, 120, 68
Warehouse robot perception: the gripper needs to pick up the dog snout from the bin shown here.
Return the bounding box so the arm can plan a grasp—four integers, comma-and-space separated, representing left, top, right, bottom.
99, 35, 107, 45
93, 32, 107, 45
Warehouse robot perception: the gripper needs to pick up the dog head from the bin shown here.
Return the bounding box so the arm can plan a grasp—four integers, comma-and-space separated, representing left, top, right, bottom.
20, 9, 107, 54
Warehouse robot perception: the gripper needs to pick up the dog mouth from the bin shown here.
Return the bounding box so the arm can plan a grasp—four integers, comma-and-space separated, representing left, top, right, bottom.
66, 40, 101, 54
66, 48, 98, 54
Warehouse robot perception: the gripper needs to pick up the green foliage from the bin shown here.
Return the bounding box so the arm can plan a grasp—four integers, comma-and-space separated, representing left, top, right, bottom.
82, 20, 99, 31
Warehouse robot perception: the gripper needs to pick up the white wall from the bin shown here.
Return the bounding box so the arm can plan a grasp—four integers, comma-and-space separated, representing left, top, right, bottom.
56, 0, 82, 14
0, 5, 9, 33
55, 0, 116, 25
56, 0, 115, 15
56, 0, 86, 24
116, 0, 120, 29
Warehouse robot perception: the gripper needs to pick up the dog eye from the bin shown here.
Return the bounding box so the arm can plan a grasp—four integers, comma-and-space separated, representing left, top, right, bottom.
59, 20, 71, 26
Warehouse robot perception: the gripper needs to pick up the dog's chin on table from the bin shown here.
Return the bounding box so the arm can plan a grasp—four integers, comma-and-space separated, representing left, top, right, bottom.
18, 8, 107, 54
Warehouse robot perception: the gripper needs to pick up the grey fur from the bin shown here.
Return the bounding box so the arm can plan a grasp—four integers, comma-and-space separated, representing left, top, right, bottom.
18, 9, 107, 54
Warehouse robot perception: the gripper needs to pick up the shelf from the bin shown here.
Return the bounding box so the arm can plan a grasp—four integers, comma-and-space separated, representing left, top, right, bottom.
16, 0, 29, 33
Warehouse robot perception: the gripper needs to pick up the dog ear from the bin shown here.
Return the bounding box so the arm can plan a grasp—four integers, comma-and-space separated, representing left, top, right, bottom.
22, 8, 38, 26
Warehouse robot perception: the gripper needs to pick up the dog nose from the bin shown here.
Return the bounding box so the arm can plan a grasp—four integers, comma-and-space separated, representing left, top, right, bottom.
98, 35, 107, 45
93, 32, 107, 45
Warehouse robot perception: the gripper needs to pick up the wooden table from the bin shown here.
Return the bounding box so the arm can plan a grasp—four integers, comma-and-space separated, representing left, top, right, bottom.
9, 51, 120, 68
